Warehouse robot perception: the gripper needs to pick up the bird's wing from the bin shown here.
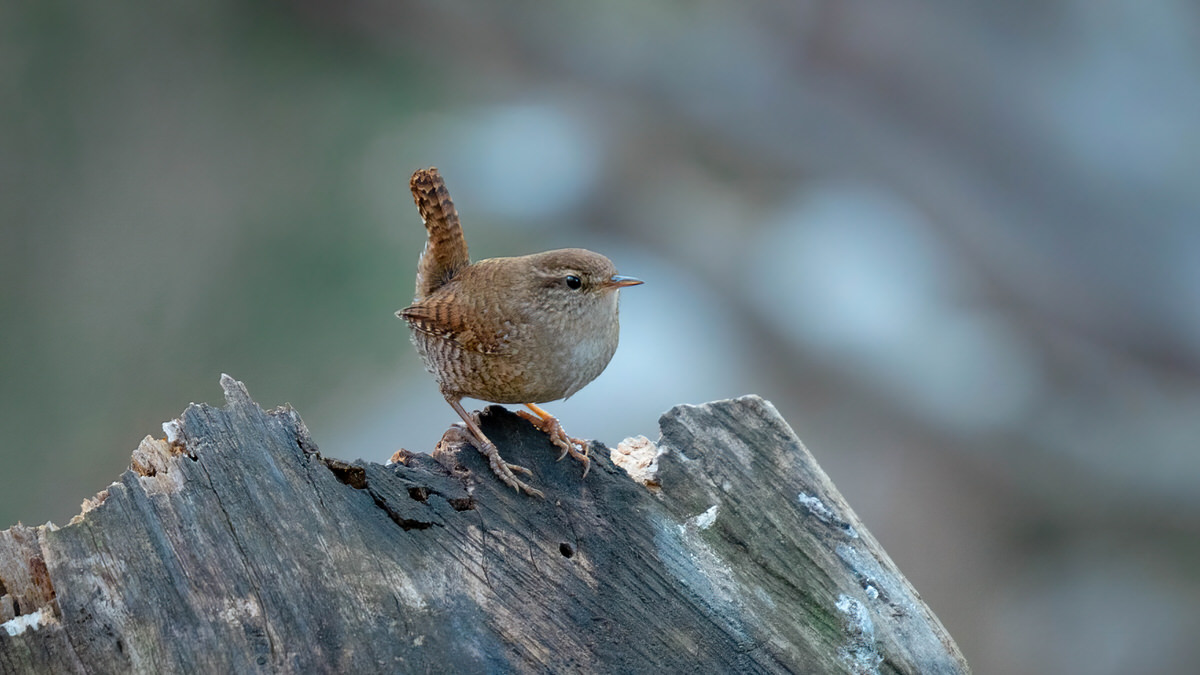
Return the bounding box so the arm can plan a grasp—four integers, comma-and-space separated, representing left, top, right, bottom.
397, 294, 511, 356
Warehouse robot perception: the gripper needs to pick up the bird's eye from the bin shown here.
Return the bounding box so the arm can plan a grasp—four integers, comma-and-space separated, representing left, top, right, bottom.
565, 275, 583, 290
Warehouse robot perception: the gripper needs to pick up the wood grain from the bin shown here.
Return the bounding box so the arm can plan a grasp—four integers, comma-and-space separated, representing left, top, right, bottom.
0, 375, 968, 674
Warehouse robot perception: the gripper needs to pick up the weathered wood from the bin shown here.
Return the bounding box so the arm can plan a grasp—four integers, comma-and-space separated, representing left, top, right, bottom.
0, 375, 968, 674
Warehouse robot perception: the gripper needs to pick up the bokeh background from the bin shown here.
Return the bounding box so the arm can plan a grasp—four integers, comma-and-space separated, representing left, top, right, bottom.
4, 1, 1200, 672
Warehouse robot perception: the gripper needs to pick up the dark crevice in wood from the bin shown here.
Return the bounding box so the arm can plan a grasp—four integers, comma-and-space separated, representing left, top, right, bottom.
322, 457, 367, 489
322, 447, 479, 533
372, 487, 439, 530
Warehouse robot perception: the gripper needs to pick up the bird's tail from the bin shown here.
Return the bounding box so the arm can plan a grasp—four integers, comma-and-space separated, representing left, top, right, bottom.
410, 167, 470, 300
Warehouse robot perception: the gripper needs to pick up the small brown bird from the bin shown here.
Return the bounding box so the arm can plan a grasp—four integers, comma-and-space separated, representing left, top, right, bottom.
397, 167, 642, 497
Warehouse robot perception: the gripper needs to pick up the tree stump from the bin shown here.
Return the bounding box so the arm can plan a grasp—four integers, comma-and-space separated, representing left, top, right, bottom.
0, 375, 969, 674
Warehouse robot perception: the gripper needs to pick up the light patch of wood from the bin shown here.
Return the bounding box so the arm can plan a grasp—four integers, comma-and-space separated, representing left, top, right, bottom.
612, 435, 662, 489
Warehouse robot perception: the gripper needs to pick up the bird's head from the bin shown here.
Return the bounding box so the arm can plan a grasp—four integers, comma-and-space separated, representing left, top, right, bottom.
527, 249, 643, 306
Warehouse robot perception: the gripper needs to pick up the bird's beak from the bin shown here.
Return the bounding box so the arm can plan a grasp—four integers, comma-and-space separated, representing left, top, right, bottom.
606, 275, 644, 289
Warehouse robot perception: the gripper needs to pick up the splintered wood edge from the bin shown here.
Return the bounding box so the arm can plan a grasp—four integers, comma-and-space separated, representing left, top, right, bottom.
643, 394, 970, 674
0, 374, 277, 637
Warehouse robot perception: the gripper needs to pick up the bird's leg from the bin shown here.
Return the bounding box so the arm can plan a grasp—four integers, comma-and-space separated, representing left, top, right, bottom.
446, 397, 544, 498
516, 403, 591, 478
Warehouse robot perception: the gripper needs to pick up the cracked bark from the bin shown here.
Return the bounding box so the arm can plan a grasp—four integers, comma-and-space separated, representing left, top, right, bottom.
0, 376, 969, 674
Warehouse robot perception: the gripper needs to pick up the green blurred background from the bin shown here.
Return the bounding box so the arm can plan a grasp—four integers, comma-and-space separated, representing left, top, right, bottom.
4, 2, 1200, 672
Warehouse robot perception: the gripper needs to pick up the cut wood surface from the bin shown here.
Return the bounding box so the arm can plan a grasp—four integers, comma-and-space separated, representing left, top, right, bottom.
0, 376, 969, 674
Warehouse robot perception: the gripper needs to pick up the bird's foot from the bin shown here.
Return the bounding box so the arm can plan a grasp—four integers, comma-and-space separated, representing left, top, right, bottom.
517, 407, 591, 478
443, 422, 544, 498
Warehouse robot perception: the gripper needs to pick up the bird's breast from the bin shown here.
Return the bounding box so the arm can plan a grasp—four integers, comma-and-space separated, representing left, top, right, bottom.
545, 301, 621, 399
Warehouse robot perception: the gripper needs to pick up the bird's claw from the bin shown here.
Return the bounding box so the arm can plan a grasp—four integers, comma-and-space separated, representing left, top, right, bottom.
482, 442, 543, 497
516, 410, 591, 478
438, 422, 544, 497
507, 462, 534, 477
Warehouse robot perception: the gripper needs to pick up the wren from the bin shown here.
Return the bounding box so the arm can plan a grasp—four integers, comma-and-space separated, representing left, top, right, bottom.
397, 167, 642, 497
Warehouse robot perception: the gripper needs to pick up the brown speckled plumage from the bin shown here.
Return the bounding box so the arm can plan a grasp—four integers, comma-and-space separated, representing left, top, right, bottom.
397, 168, 641, 497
